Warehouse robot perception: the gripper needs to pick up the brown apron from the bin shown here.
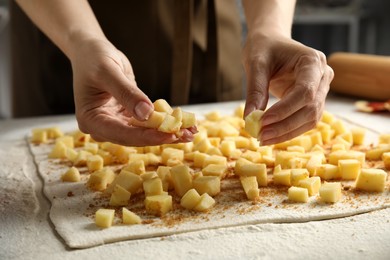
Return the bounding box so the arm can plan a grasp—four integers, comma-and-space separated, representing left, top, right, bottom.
10, 0, 243, 117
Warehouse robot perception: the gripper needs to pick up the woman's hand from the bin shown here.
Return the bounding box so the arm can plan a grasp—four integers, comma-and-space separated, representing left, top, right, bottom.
70, 38, 194, 146
243, 34, 334, 145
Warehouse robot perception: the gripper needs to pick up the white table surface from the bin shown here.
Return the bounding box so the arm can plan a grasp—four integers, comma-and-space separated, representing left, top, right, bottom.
1, 94, 389, 260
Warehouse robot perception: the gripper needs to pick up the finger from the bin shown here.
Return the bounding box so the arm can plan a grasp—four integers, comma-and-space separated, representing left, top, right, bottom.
260, 67, 333, 144
244, 58, 270, 118
101, 59, 154, 121
261, 53, 324, 127
78, 113, 179, 146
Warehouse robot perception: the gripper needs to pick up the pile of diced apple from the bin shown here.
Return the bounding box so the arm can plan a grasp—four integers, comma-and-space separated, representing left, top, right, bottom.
32, 100, 390, 229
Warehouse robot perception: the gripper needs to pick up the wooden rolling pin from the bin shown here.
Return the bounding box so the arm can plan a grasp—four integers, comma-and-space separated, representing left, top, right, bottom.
327, 52, 390, 101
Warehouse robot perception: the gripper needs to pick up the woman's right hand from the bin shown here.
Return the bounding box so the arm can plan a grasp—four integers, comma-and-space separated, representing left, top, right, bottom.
70, 37, 195, 146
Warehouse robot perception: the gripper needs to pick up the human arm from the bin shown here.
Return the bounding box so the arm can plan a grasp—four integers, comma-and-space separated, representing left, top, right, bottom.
242, 0, 334, 145
15, 0, 194, 146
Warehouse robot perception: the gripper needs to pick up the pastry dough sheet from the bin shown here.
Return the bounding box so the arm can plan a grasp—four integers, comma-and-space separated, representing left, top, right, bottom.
29, 119, 390, 249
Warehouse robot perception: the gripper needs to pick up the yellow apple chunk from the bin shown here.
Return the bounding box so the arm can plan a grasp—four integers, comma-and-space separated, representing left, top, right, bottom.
144, 194, 173, 216
170, 165, 193, 197
48, 141, 67, 159
290, 169, 309, 186
61, 166, 81, 182
315, 164, 340, 180
193, 176, 221, 197
105, 170, 143, 195
273, 169, 291, 186
95, 209, 115, 228
87, 167, 116, 191
180, 188, 202, 210
143, 177, 164, 196
181, 111, 197, 128
161, 148, 184, 165
153, 99, 173, 114
86, 154, 104, 172
31, 128, 48, 144
298, 176, 321, 196
158, 114, 182, 133
193, 193, 216, 212
202, 164, 227, 178
319, 182, 342, 203
109, 185, 131, 206
240, 176, 259, 201
244, 110, 264, 139
355, 169, 387, 192
288, 186, 309, 203
129, 111, 166, 129
122, 208, 141, 225
383, 152, 390, 170
338, 159, 361, 180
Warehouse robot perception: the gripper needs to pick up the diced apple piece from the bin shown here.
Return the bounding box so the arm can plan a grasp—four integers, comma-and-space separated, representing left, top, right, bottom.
205, 111, 221, 121
170, 165, 193, 197
315, 164, 340, 180
181, 111, 197, 128
31, 128, 48, 144
202, 155, 227, 168
143, 177, 164, 196
218, 122, 239, 138
273, 169, 291, 186
122, 160, 146, 175
274, 151, 302, 169
331, 143, 346, 152
350, 127, 365, 145
298, 176, 321, 196
129, 111, 166, 128
240, 176, 260, 201
244, 110, 264, 139
180, 188, 202, 210
306, 154, 325, 176
193, 138, 212, 153
153, 99, 173, 114
234, 103, 245, 118
161, 147, 184, 165
288, 186, 309, 203
144, 194, 173, 216
287, 145, 305, 154
193, 152, 209, 168
235, 162, 267, 187
355, 169, 387, 192
84, 142, 99, 155
157, 166, 172, 191
105, 170, 143, 195
109, 185, 131, 206
61, 166, 81, 182
321, 110, 334, 124
289, 136, 313, 152
48, 141, 67, 159
95, 209, 115, 228
331, 119, 347, 136
193, 193, 216, 212
122, 208, 141, 225
338, 159, 361, 180
140, 171, 158, 181
72, 130, 90, 147
290, 169, 309, 186
87, 167, 116, 191
366, 144, 390, 160
319, 182, 342, 203
207, 147, 223, 156
241, 150, 262, 163
202, 164, 227, 178
97, 149, 114, 165
87, 154, 104, 172
46, 127, 64, 139
328, 150, 365, 165
310, 132, 323, 146
73, 150, 93, 166
193, 176, 220, 196
220, 140, 236, 157
158, 114, 182, 133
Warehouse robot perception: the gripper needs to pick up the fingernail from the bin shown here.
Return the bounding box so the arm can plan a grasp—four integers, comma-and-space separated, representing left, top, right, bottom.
134, 101, 153, 120
262, 114, 277, 126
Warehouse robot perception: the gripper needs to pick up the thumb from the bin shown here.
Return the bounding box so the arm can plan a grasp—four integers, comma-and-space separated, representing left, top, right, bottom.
104, 61, 154, 121
244, 62, 270, 118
